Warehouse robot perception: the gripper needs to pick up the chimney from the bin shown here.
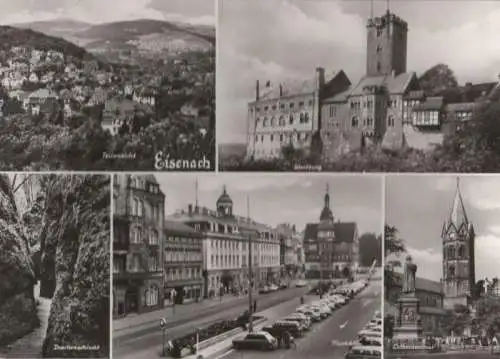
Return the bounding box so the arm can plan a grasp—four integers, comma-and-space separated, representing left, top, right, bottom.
279, 84, 283, 97
315, 67, 325, 91
188, 204, 193, 215
256, 80, 260, 101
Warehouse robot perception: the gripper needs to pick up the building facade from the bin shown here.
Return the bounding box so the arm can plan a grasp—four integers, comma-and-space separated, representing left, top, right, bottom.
164, 221, 204, 304
441, 179, 476, 310
113, 175, 165, 317
167, 186, 281, 298
303, 185, 359, 279
246, 8, 500, 160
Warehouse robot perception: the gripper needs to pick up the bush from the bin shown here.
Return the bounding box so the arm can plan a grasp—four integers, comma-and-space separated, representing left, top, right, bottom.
167, 314, 262, 358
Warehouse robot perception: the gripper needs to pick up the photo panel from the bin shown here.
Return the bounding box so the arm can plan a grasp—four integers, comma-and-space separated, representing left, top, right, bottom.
0, 173, 110, 358
0, 0, 215, 171
217, 0, 500, 173
384, 174, 500, 358
112, 173, 383, 359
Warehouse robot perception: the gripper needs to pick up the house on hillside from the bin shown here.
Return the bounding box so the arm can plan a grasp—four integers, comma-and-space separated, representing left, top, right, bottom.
101, 99, 136, 135
26, 88, 58, 115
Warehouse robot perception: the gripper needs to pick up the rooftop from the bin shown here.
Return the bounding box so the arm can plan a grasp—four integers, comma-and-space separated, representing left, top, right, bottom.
304, 222, 357, 243
349, 72, 416, 97
412, 96, 444, 111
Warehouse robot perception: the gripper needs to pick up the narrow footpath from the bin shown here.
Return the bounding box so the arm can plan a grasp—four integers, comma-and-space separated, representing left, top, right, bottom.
0, 281, 52, 358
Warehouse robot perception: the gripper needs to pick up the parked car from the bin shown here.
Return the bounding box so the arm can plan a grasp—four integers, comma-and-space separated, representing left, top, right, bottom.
297, 307, 321, 322
263, 320, 303, 338
232, 331, 278, 351
345, 345, 382, 358
356, 336, 382, 347
269, 284, 279, 292
259, 286, 270, 294
295, 280, 307, 287
282, 315, 310, 330
285, 312, 311, 328
357, 328, 382, 339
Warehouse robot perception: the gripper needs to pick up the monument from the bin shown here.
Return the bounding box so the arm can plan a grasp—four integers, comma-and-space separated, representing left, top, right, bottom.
393, 255, 423, 343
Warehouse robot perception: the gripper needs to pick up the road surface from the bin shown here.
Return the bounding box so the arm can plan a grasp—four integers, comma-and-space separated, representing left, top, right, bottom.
217, 279, 381, 359
113, 286, 309, 358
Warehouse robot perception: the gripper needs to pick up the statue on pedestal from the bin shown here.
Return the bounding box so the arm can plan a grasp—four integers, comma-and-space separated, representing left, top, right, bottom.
402, 255, 417, 294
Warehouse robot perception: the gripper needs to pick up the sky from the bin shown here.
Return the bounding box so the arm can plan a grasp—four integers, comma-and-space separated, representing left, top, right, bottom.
0, 0, 215, 26
386, 175, 500, 283
156, 174, 383, 235
217, 0, 500, 144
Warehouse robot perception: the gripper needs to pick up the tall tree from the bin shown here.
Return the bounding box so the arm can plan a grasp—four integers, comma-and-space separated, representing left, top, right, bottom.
418, 63, 458, 96
384, 224, 407, 300
358, 233, 382, 267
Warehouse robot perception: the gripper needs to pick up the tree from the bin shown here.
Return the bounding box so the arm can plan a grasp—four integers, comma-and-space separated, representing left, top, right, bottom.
358, 233, 382, 267
418, 63, 458, 96
384, 224, 407, 300
438, 304, 471, 336
475, 296, 500, 338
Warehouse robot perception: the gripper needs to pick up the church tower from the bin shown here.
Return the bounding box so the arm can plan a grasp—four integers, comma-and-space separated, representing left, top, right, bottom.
366, 4, 408, 77
319, 184, 334, 223
441, 178, 476, 310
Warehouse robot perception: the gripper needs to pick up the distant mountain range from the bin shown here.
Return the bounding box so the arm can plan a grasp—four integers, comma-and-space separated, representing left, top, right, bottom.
13, 18, 215, 54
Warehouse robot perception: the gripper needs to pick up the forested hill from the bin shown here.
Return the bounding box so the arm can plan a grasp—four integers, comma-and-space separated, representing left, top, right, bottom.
0, 26, 97, 61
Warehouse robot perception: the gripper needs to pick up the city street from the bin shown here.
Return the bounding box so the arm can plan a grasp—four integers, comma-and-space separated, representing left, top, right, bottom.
113, 286, 310, 358
216, 279, 381, 359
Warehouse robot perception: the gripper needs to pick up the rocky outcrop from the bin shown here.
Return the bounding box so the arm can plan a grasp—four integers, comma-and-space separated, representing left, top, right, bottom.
0, 174, 39, 346
41, 175, 110, 358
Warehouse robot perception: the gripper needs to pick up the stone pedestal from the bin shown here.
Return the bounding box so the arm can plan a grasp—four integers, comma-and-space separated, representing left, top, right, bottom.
393, 294, 423, 342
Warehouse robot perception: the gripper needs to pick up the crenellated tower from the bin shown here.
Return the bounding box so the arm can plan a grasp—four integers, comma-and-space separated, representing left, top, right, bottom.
441, 178, 476, 309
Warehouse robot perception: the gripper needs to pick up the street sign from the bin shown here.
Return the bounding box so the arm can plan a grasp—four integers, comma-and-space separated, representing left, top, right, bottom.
160, 317, 166, 328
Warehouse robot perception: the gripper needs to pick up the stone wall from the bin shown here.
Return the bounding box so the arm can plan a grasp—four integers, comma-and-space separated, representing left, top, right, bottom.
41, 175, 110, 358
0, 174, 39, 346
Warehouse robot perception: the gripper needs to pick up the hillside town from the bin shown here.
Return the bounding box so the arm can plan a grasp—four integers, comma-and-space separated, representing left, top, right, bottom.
0, 27, 215, 170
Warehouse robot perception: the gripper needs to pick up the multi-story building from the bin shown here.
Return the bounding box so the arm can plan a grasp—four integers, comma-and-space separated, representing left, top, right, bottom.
245, 7, 500, 160
112, 175, 165, 317
168, 186, 281, 297
276, 223, 298, 278
303, 185, 359, 279
164, 221, 204, 304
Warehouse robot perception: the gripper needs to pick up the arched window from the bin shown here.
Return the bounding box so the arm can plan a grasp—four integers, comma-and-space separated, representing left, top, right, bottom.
447, 264, 455, 277
458, 245, 465, 259
150, 230, 159, 245
289, 114, 294, 124
351, 116, 359, 127
279, 116, 285, 126
304, 112, 310, 123
263, 117, 269, 127
133, 198, 138, 216
388, 116, 395, 127
135, 226, 142, 243
271, 117, 277, 126
255, 117, 260, 127
145, 285, 159, 306
299, 113, 305, 123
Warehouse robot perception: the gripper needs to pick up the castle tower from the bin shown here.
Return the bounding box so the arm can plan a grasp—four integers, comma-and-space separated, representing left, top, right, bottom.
366, 6, 408, 77
216, 185, 233, 217
319, 184, 334, 222
441, 178, 476, 310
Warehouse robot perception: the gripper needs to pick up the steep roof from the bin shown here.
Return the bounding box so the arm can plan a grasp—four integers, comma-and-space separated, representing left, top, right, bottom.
349, 72, 416, 96
391, 272, 442, 294
412, 96, 444, 111
259, 70, 340, 100
304, 222, 357, 243
446, 102, 477, 112
448, 178, 468, 227
164, 220, 202, 236
323, 86, 352, 103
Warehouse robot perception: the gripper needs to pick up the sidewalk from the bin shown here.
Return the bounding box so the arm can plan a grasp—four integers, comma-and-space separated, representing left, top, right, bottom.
114, 293, 254, 333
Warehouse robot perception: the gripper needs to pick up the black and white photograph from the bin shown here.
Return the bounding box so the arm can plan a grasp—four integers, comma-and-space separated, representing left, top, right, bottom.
0, 0, 215, 171
0, 174, 110, 358
218, 0, 500, 173
112, 174, 382, 359
384, 175, 500, 358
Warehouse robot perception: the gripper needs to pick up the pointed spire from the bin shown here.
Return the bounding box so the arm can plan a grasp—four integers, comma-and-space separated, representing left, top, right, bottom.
449, 177, 468, 227
386, 0, 390, 13
223, 184, 227, 195
324, 183, 330, 208
370, 0, 374, 18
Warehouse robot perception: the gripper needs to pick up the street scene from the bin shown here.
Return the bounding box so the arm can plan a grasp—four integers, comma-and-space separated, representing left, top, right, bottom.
218, 0, 500, 173
112, 174, 383, 359
0, 0, 215, 170
0, 174, 110, 358
385, 175, 500, 358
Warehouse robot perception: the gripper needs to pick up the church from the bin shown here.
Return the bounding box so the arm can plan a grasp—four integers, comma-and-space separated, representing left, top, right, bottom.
303, 185, 359, 279
387, 179, 477, 335
245, 5, 500, 161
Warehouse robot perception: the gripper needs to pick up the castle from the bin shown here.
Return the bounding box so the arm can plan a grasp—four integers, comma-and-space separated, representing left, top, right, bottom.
245, 7, 500, 161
